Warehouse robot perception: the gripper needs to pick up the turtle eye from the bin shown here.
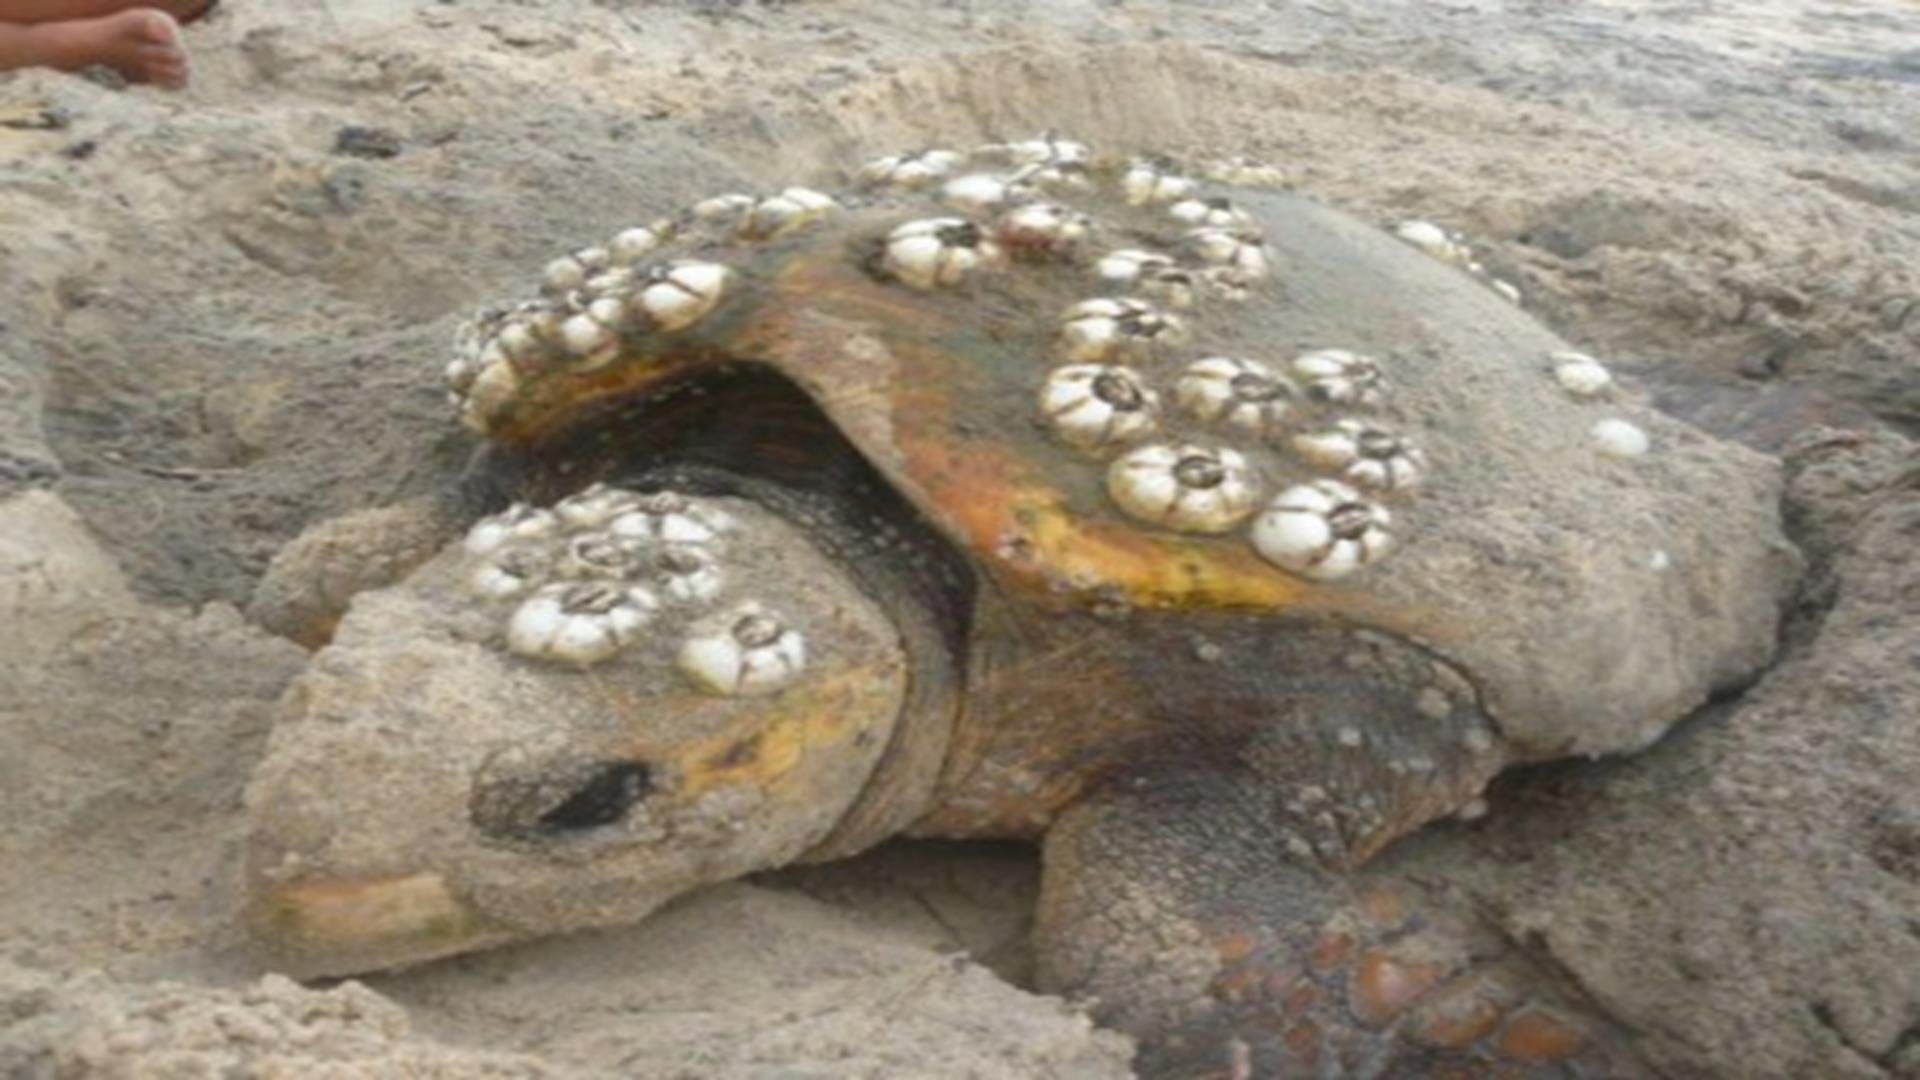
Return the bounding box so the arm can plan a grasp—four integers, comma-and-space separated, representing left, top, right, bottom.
471, 756, 654, 841
538, 761, 652, 832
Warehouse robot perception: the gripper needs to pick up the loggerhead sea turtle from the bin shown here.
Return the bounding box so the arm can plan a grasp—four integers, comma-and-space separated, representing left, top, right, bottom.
243, 137, 1797, 1076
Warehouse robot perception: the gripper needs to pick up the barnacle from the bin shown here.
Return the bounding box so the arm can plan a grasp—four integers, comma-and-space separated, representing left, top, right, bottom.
1095, 249, 1175, 285
1250, 480, 1394, 581
940, 174, 1025, 214
1121, 157, 1196, 206
650, 545, 724, 604
1058, 298, 1188, 363
1174, 357, 1300, 438
996, 202, 1092, 255
469, 547, 550, 599
1186, 227, 1270, 280
1551, 351, 1614, 397
1393, 220, 1470, 267
1291, 349, 1386, 407
554, 483, 642, 529
1106, 443, 1260, 535
1591, 418, 1650, 458
506, 582, 659, 667
678, 603, 808, 696
465, 503, 558, 556
541, 246, 612, 297
633, 260, 730, 333
610, 222, 672, 265
608, 492, 735, 545
1039, 364, 1161, 452
1293, 419, 1427, 492
882, 218, 1004, 289
560, 534, 644, 580
743, 187, 838, 239
858, 148, 963, 189
1168, 196, 1252, 229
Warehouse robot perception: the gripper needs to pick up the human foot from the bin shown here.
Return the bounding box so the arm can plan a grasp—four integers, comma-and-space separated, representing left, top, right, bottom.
0, 9, 189, 89
0, 0, 214, 26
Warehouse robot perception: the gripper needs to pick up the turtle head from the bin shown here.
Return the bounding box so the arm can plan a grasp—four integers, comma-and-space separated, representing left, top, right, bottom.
243, 485, 910, 976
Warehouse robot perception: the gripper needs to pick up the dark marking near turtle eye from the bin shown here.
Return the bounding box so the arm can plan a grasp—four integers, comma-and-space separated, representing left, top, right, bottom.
538, 761, 653, 832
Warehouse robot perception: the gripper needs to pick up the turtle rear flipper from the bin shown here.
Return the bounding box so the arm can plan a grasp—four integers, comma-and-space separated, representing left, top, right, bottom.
1036, 763, 1636, 1078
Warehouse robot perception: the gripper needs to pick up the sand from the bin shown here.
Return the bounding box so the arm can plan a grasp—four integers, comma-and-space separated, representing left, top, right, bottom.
1, 1, 1916, 1075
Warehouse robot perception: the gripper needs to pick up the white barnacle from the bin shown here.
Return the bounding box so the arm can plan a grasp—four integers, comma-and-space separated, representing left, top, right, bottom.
541, 246, 612, 297
1007, 159, 1093, 194
1106, 443, 1260, 535
1169, 196, 1252, 229
882, 218, 1004, 290
677, 602, 807, 696
554, 483, 642, 528
1291, 349, 1386, 407
940, 174, 1023, 214
610, 222, 671, 265
506, 581, 659, 667
995, 202, 1091, 254
634, 260, 730, 332
1038, 364, 1161, 452
461, 359, 521, 430
1551, 351, 1614, 397
465, 503, 558, 555
469, 547, 550, 599
1393, 220, 1469, 266
1293, 419, 1427, 492
1186, 227, 1270, 280
859, 148, 964, 189
608, 491, 735, 545
692, 193, 756, 224
650, 544, 724, 604
557, 309, 618, 361
1199, 266, 1255, 302
560, 533, 644, 579
1174, 357, 1301, 439
1058, 298, 1188, 363
1591, 418, 1650, 458
994, 133, 1090, 167
444, 353, 480, 395
745, 187, 838, 239
1121, 158, 1195, 206
1250, 480, 1394, 581
1096, 249, 1175, 285
1198, 156, 1287, 188
1133, 265, 1201, 310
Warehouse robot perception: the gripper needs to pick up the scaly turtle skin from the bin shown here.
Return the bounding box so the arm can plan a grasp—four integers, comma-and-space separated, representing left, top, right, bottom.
244, 139, 1797, 1077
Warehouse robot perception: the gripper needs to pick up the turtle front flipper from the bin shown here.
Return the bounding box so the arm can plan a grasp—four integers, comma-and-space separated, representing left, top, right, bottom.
248, 497, 462, 648
1036, 765, 1637, 1078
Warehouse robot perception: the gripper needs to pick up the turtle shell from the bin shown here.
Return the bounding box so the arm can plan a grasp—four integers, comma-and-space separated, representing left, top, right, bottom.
444, 147, 1794, 760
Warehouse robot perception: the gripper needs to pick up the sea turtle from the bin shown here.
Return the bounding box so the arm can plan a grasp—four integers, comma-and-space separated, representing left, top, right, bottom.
243, 137, 1797, 1076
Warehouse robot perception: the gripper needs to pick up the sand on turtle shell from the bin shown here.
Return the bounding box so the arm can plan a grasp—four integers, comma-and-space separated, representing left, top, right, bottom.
1, 1, 1917, 1077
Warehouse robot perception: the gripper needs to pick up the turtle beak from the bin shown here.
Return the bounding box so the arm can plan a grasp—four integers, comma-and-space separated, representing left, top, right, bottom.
249, 871, 510, 977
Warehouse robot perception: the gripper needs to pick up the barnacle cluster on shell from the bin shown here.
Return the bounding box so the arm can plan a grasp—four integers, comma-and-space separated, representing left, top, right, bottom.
457, 485, 807, 693
452, 134, 1652, 588
852, 136, 1421, 582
